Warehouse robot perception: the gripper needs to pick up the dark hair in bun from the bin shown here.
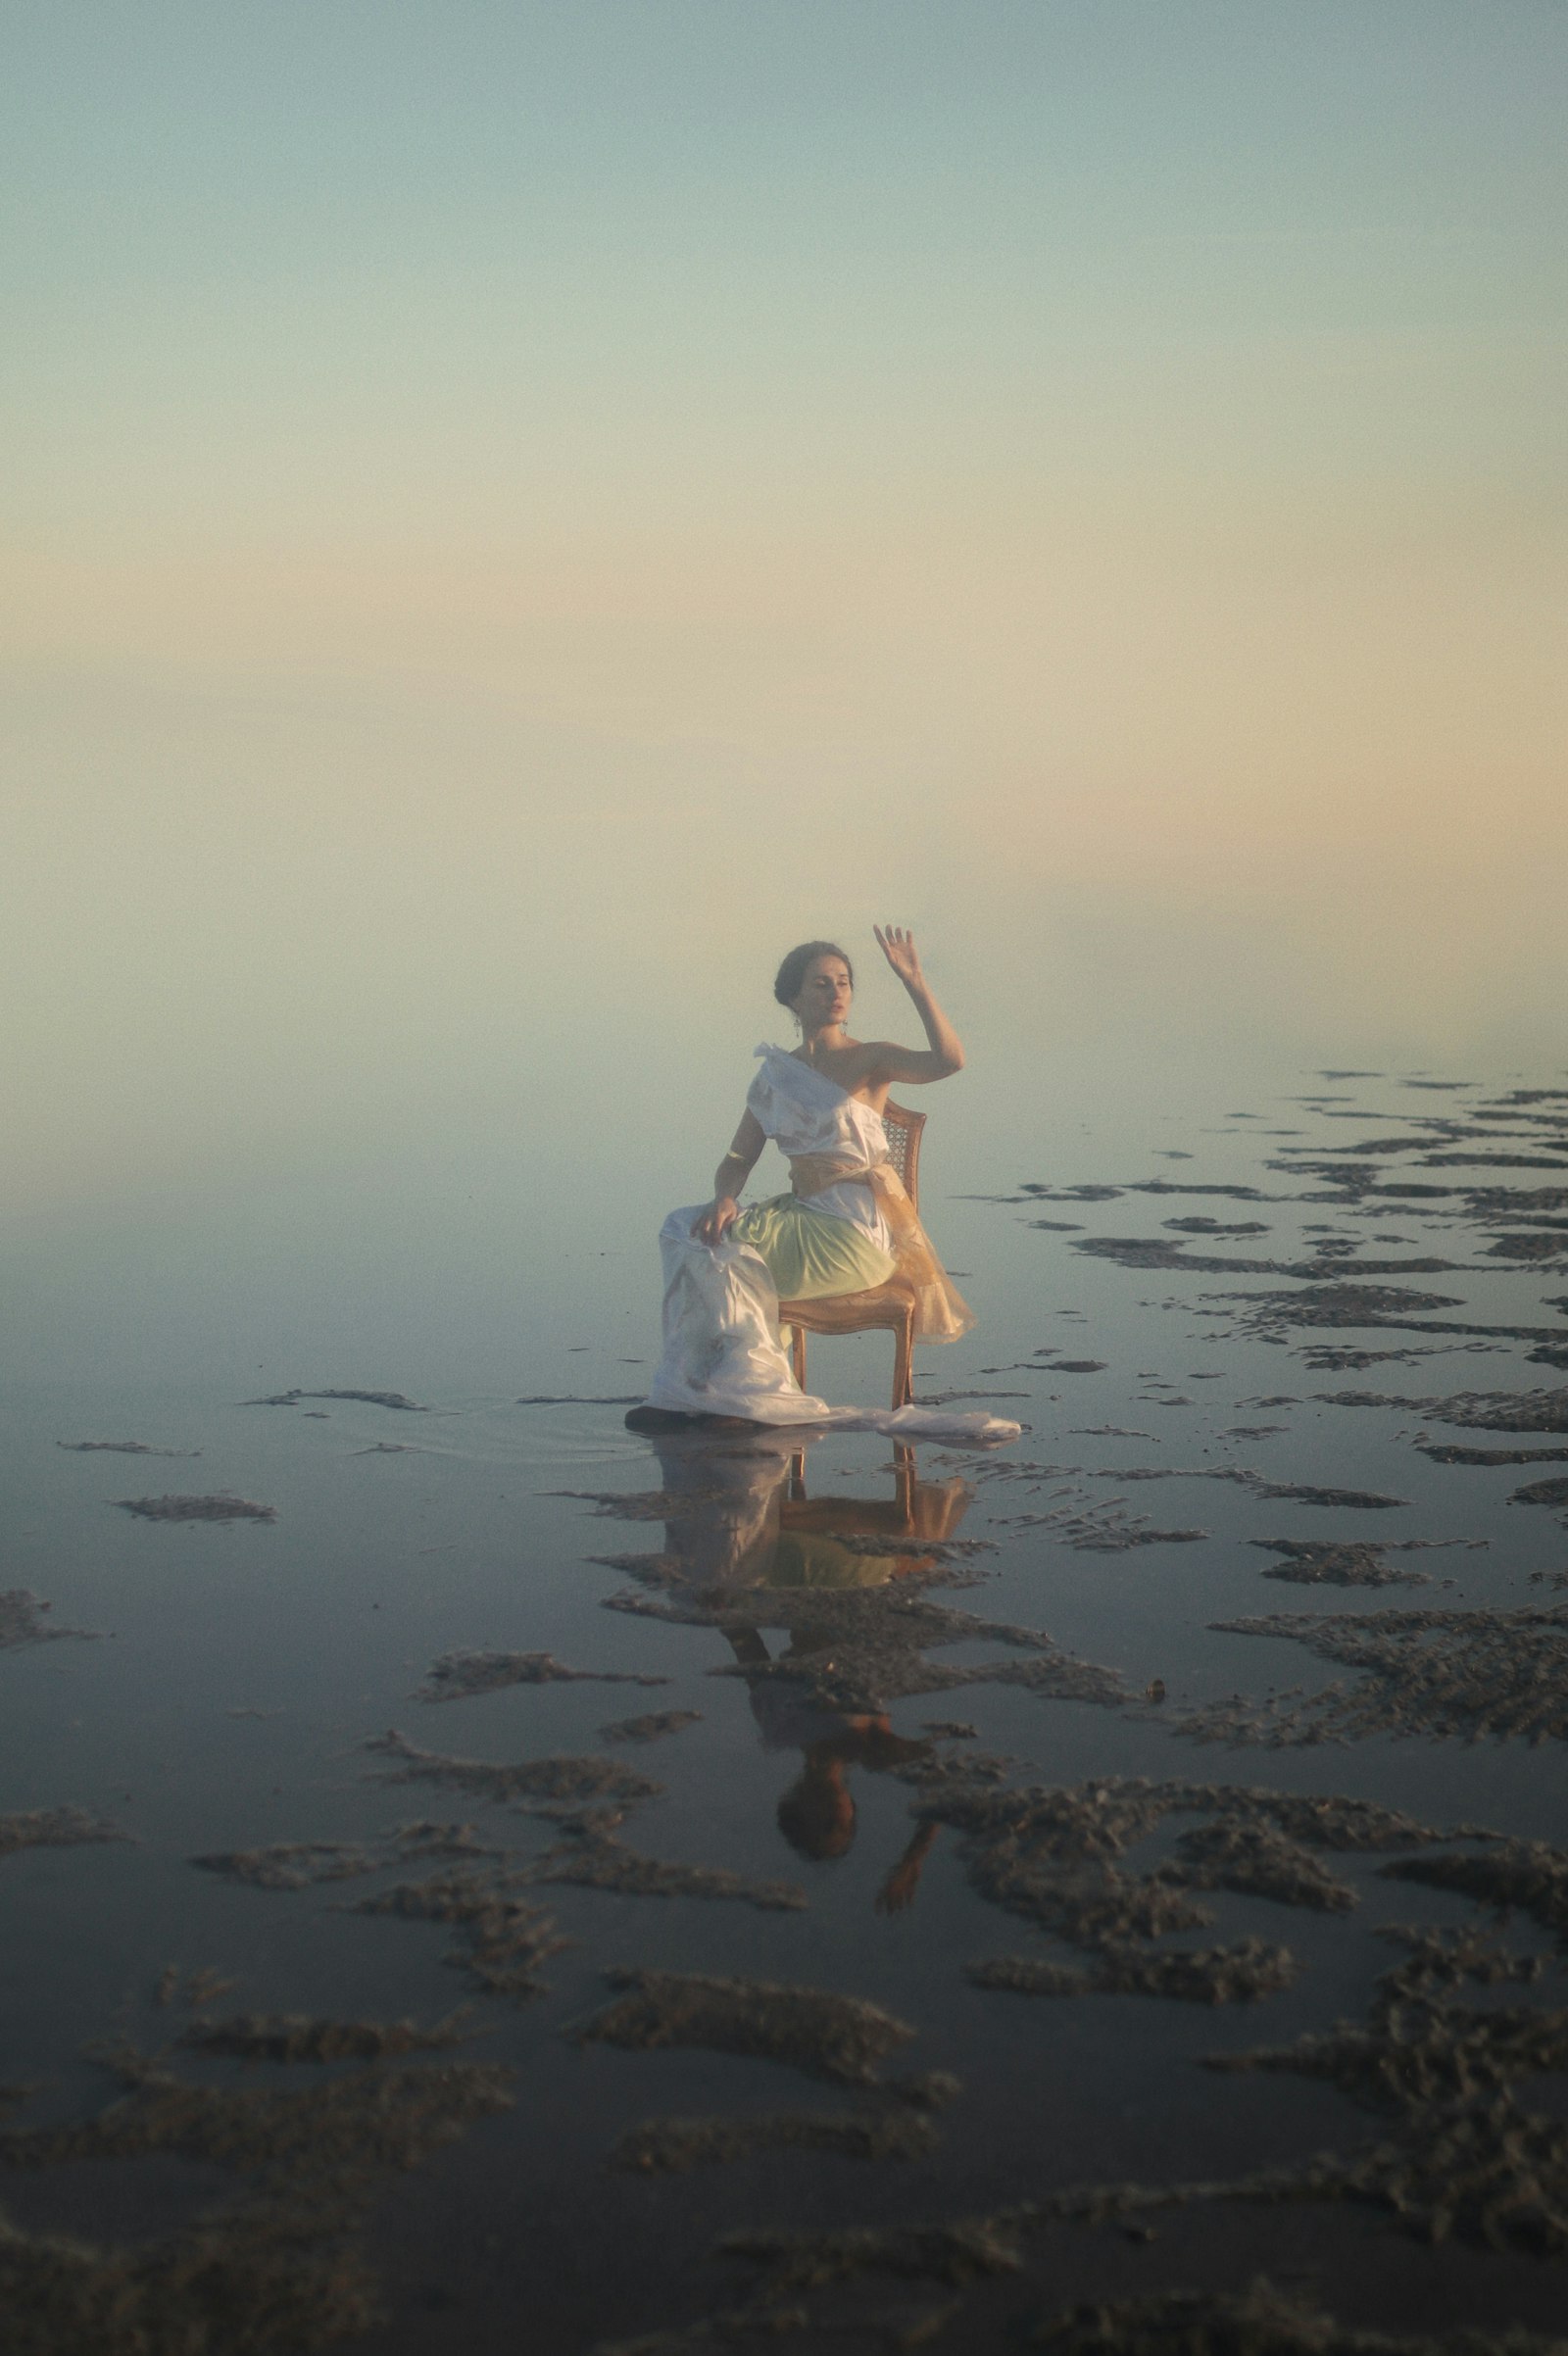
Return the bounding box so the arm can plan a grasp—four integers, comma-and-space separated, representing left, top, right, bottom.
773, 940, 854, 1009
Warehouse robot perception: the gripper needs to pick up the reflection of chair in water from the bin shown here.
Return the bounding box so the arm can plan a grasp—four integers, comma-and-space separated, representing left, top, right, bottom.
769, 1441, 971, 1587
778, 1101, 925, 1409
639, 1431, 971, 1590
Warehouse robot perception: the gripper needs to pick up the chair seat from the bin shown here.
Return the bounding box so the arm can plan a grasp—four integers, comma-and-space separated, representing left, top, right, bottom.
777, 1280, 917, 1405
777, 1281, 916, 1335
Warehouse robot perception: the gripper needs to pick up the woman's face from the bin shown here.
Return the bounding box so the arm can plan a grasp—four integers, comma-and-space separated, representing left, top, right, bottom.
793, 956, 853, 1029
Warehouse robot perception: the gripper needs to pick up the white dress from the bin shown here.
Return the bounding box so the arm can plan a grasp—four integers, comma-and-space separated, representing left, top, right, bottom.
640, 1046, 1019, 1442
744, 1044, 896, 1250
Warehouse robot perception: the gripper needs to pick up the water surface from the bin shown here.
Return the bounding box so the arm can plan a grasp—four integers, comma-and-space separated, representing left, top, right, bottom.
5, 1063, 1568, 2351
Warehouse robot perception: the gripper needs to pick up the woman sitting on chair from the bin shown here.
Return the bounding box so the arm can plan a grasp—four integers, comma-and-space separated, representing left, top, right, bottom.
630, 927, 1004, 1438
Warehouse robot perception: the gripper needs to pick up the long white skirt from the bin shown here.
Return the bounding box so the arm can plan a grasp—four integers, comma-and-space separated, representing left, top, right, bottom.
641, 1207, 1020, 1444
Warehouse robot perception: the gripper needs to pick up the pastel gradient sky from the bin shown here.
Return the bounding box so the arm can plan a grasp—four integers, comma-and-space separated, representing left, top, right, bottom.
4, 2, 1565, 1227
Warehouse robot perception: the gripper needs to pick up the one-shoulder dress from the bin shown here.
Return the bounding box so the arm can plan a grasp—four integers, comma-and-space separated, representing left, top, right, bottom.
639, 1045, 1018, 1440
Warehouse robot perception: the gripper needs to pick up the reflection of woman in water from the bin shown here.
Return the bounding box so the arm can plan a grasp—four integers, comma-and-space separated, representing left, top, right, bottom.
741, 1465, 956, 1912
631, 928, 1014, 1438
757, 1675, 941, 1914
636, 1428, 970, 1912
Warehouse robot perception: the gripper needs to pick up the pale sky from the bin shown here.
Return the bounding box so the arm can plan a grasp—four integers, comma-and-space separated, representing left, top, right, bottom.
4, 2, 1565, 1227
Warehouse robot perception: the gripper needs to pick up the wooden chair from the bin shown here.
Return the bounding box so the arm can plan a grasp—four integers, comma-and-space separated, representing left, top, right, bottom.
778, 1102, 925, 1410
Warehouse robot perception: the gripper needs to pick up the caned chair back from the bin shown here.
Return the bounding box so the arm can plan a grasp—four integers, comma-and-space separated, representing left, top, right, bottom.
880, 1102, 923, 1211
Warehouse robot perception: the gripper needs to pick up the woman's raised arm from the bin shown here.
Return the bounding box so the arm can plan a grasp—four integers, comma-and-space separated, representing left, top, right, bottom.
694, 1107, 766, 1244
868, 925, 965, 1086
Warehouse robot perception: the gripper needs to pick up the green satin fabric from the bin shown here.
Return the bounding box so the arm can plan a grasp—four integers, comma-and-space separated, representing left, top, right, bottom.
765, 1532, 899, 1588
731, 1194, 895, 1302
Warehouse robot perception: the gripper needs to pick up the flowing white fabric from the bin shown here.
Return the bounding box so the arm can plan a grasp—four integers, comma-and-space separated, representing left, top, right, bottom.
640, 1047, 1020, 1444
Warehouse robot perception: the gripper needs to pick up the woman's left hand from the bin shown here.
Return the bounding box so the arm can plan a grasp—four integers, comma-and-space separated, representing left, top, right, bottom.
874, 923, 923, 990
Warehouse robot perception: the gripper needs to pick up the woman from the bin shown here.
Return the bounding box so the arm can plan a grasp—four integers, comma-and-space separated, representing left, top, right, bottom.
630, 928, 1018, 1440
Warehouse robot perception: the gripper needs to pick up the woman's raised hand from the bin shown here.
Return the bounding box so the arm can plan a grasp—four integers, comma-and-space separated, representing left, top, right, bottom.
874, 924, 924, 990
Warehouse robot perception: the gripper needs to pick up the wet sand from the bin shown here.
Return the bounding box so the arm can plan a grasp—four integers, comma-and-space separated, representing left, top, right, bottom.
7, 1074, 1568, 2350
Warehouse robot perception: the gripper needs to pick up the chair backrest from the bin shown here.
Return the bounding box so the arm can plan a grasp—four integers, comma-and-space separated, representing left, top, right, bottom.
881, 1101, 925, 1213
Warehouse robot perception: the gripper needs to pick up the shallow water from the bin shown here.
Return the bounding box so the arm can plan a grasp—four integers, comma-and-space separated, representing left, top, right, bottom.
6, 1066, 1568, 2352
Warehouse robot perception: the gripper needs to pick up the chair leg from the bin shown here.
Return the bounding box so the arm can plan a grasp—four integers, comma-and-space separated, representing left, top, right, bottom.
892, 1315, 913, 1410
790, 1325, 808, 1392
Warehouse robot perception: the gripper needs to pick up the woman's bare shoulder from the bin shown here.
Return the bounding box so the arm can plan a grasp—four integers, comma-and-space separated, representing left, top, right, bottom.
836, 1041, 893, 1084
